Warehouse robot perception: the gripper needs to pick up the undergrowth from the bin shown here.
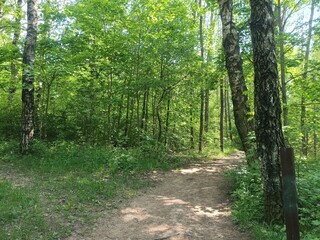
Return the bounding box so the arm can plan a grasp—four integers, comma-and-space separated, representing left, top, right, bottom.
0, 139, 189, 240
226, 160, 320, 240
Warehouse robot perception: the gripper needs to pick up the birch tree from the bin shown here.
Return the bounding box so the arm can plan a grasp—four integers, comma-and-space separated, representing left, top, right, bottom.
218, 0, 252, 154
250, 0, 285, 223
20, 0, 38, 154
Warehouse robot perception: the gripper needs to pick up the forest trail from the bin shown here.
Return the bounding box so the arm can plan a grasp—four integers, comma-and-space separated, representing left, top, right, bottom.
68, 151, 251, 240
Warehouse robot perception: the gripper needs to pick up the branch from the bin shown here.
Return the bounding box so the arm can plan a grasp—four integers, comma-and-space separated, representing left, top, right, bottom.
286, 66, 320, 84
283, 0, 303, 28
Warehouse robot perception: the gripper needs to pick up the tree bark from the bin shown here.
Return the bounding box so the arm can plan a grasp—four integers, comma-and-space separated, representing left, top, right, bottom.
204, 11, 214, 134
226, 87, 233, 141
198, 0, 205, 153
164, 98, 171, 145
250, 0, 285, 223
220, 78, 224, 152
204, 89, 210, 133
277, 0, 289, 126
20, 0, 38, 154
218, 0, 252, 154
141, 87, 149, 133
224, 85, 228, 139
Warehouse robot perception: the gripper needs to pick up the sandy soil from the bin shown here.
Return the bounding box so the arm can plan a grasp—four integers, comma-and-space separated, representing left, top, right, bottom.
68, 151, 251, 240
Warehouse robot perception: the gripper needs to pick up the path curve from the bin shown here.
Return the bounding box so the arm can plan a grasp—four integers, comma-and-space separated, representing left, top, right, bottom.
69, 151, 251, 240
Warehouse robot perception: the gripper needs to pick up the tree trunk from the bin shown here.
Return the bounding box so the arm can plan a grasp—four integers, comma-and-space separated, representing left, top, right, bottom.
301, 0, 315, 157
224, 86, 228, 139
20, 0, 38, 154
277, 0, 289, 126
189, 91, 195, 149
128, 97, 135, 146
164, 97, 171, 145
204, 89, 210, 133
198, 0, 205, 153
136, 92, 140, 144
313, 105, 317, 160
226, 88, 233, 141
250, 0, 285, 223
157, 89, 167, 142
141, 87, 149, 133
152, 93, 157, 138
204, 11, 214, 134
218, 0, 251, 154
220, 78, 224, 152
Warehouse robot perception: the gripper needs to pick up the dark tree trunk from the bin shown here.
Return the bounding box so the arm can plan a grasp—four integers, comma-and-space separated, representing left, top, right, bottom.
199, 89, 205, 152
128, 97, 135, 145
250, 0, 285, 223
152, 93, 156, 138
226, 88, 233, 141
204, 89, 210, 133
141, 88, 147, 132
224, 86, 228, 139
218, 0, 251, 154
136, 92, 141, 144
157, 89, 167, 142
164, 98, 171, 145
220, 79, 224, 152
189, 93, 195, 149
140, 87, 149, 133
198, 0, 204, 153
313, 105, 317, 160
20, 0, 38, 154
124, 91, 130, 142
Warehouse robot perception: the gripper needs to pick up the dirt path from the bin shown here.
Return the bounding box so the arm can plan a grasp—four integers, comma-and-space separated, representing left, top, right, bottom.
69, 152, 251, 240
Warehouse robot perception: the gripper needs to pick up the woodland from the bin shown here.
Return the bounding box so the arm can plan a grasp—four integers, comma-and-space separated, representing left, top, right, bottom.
0, 0, 320, 239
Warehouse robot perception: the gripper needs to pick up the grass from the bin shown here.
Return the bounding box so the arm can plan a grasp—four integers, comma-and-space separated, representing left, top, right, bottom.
0, 140, 191, 240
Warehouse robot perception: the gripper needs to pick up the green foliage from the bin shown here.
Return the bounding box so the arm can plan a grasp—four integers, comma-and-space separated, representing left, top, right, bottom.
226, 163, 286, 239
297, 161, 320, 238
227, 158, 320, 240
226, 163, 264, 224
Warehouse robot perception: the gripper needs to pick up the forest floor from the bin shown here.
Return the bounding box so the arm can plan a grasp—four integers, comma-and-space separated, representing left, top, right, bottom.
68, 151, 251, 240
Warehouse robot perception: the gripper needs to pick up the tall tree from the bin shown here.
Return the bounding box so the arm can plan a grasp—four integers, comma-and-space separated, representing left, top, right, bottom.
219, 77, 224, 152
250, 0, 285, 223
218, 0, 252, 154
20, 0, 38, 154
301, 0, 315, 157
276, 0, 300, 127
198, 0, 205, 152
277, 0, 288, 126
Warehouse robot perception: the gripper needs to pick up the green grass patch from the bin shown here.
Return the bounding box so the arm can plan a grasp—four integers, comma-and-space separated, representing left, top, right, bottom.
0, 140, 190, 240
0, 181, 47, 240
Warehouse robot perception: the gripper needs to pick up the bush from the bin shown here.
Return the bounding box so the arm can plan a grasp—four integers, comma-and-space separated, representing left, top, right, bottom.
226, 163, 264, 225
227, 158, 320, 240
297, 161, 320, 238
226, 162, 286, 239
